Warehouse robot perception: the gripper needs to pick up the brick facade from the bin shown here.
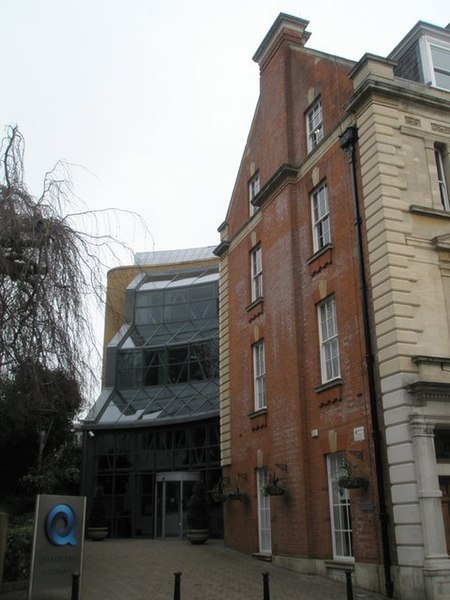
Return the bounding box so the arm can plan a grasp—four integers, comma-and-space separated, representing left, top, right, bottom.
215, 13, 450, 600
216, 14, 383, 593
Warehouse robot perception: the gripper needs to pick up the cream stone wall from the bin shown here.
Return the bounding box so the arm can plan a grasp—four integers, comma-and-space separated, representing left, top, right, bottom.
218, 254, 232, 466
350, 56, 450, 600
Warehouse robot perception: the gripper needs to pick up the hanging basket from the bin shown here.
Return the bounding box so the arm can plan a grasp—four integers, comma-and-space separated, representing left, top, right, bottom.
227, 490, 247, 501
338, 476, 368, 490
264, 484, 286, 496
212, 493, 227, 503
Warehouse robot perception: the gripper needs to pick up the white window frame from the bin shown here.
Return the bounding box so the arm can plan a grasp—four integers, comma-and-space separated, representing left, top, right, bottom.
327, 453, 354, 561
419, 36, 450, 91
306, 99, 323, 152
318, 296, 340, 383
251, 245, 263, 301
249, 172, 260, 216
435, 145, 450, 211
257, 467, 272, 555
311, 182, 331, 252
253, 340, 266, 410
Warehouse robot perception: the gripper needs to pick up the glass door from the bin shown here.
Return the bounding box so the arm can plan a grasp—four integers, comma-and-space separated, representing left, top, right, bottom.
155, 472, 200, 539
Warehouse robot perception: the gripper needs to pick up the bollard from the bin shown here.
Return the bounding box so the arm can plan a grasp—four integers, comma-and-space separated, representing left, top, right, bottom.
262, 571, 270, 600
71, 572, 80, 600
345, 569, 354, 600
173, 571, 182, 600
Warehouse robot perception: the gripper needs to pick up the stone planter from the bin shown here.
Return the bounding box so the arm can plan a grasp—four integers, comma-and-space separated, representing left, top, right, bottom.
87, 526, 109, 541
186, 529, 209, 545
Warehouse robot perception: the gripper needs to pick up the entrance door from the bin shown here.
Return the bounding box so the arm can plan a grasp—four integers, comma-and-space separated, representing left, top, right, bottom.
155, 472, 200, 539
257, 467, 272, 555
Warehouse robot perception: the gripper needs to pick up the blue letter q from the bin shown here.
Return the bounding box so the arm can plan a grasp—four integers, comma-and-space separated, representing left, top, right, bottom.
45, 504, 77, 546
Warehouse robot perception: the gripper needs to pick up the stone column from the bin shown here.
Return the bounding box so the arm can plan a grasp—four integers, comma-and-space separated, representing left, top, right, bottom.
410, 416, 449, 568
410, 417, 450, 599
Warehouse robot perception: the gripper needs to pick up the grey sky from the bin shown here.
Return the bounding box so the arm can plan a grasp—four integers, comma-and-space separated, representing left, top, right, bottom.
1, 0, 448, 257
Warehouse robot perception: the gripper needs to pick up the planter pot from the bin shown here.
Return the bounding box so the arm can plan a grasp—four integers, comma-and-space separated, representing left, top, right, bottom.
265, 485, 285, 496
212, 493, 227, 503
338, 476, 368, 490
227, 492, 246, 501
87, 526, 109, 541
186, 529, 209, 545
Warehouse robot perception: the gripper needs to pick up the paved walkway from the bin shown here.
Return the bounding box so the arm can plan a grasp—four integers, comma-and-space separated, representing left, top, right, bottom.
1, 538, 388, 599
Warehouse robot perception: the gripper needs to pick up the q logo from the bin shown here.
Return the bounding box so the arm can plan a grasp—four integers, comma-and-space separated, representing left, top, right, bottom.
45, 504, 77, 546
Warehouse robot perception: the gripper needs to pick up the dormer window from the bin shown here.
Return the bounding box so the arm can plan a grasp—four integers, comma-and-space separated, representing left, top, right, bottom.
306, 99, 323, 152
420, 36, 450, 90
390, 22, 450, 92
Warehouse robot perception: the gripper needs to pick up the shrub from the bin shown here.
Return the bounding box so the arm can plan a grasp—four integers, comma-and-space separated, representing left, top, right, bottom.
4, 517, 34, 582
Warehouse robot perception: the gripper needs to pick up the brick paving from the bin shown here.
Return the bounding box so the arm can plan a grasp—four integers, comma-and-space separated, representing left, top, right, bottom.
1, 538, 388, 599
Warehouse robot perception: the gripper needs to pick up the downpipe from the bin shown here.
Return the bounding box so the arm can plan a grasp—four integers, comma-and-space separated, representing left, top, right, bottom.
340, 126, 394, 598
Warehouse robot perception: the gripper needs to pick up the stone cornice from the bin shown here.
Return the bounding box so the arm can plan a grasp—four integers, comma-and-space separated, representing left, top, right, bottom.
410, 205, 450, 220
213, 240, 230, 258
406, 380, 450, 405
412, 355, 450, 366
252, 13, 310, 70
345, 78, 450, 115
252, 163, 298, 210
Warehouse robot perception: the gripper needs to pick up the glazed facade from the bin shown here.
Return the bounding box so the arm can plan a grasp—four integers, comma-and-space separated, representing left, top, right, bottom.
81, 248, 222, 538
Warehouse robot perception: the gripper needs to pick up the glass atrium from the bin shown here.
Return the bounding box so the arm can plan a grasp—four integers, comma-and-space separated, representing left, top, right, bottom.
82, 250, 221, 538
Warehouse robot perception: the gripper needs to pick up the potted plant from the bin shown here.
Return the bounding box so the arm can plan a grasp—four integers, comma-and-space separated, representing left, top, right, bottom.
338, 459, 369, 491
186, 481, 209, 544
264, 472, 286, 496
87, 485, 109, 540
211, 480, 227, 503
226, 485, 247, 501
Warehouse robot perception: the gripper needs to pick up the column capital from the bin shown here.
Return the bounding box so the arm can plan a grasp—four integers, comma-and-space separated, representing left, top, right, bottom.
410, 416, 435, 437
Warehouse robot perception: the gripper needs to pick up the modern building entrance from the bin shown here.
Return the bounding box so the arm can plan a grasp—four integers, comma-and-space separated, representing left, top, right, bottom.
155, 472, 201, 538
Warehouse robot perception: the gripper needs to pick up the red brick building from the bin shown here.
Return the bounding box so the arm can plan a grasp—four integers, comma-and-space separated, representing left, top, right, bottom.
214, 13, 385, 593
214, 14, 450, 599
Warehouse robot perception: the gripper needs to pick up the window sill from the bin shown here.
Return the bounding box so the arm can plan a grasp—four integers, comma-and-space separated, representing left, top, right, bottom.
246, 298, 264, 312
246, 298, 264, 321
410, 204, 450, 219
324, 559, 355, 569
307, 244, 333, 276
315, 378, 342, 393
249, 407, 268, 418
315, 379, 343, 407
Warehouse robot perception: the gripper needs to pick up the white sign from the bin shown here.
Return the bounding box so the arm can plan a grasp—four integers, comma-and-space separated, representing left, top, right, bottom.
28, 494, 86, 599
354, 426, 365, 441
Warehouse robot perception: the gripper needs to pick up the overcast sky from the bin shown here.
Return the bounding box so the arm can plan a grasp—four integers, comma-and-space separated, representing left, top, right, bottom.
1, 1, 448, 395
1, 0, 448, 257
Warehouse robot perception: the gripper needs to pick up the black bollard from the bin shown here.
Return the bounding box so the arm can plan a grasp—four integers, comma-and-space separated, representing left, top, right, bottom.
173, 571, 182, 600
71, 572, 80, 600
345, 570, 354, 600
262, 571, 270, 600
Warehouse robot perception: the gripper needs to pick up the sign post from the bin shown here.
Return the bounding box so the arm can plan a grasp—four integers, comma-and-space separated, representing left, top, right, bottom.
28, 495, 86, 600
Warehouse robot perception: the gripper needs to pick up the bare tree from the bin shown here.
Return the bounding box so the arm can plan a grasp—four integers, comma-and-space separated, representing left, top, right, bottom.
0, 125, 153, 498
0, 125, 133, 401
